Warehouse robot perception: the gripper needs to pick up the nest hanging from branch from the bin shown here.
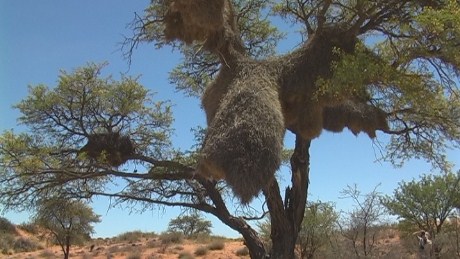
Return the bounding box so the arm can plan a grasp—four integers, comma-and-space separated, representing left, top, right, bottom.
199, 64, 285, 204
322, 100, 389, 138
79, 132, 135, 167
159, 2, 391, 202
163, 0, 235, 51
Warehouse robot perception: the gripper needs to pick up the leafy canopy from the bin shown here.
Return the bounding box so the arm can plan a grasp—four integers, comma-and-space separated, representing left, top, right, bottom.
167, 212, 212, 237
0, 63, 174, 211
383, 171, 460, 236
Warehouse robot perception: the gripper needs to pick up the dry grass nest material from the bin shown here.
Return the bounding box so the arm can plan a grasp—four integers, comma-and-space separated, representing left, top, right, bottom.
322, 100, 389, 138
79, 132, 135, 167
163, 0, 234, 50
200, 66, 285, 203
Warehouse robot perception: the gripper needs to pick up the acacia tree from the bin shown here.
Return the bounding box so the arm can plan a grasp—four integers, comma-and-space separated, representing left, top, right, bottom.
34, 198, 100, 259
167, 212, 212, 237
383, 172, 460, 237
1, 1, 460, 258
339, 184, 387, 258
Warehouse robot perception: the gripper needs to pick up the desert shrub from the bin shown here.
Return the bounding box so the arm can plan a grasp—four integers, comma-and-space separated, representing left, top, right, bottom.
18, 222, 40, 235
194, 246, 208, 256
207, 240, 225, 250
173, 245, 184, 251
107, 245, 122, 254
235, 247, 249, 256
190, 232, 212, 242
13, 237, 42, 252
159, 231, 183, 244
192, 234, 226, 243
178, 252, 195, 259
81, 253, 93, 259
115, 230, 145, 243
146, 239, 160, 248
126, 251, 142, 259
1, 248, 13, 256
0, 233, 15, 253
40, 249, 56, 258
0, 217, 17, 235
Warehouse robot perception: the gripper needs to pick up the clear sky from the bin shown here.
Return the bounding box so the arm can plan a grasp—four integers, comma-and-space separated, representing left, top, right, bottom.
1, 1, 459, 238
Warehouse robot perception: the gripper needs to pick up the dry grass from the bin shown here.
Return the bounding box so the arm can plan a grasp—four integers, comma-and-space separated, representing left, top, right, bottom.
235, 247, 249, 256
159, 232, 184, 245
163, 0, 236, 51
5, 225, 449, 259
207, 240, 225, 250
200, 64, 285, 203
194, 246, 208, 256
178, 252, 195, 259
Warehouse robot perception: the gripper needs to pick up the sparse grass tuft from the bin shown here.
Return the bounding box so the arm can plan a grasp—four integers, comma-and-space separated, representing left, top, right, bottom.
126, 251, 142, 259
39, 249, 56, 259
178, 252, 195, 259
159, 232, 183, 244
235, 247, 249, 256
173, 245, 184, 251
0, 233, 15, 254
207, 240, 225, 250
13, 237, 42, 252
114, 230, 156, 243
194, 246, 208, 256
18, 222, 40, 235
146, 238, 160, 248
81, 253, 94, 259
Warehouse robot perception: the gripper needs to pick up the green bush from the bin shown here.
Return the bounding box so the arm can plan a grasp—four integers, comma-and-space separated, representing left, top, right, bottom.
207, 240, 225, 250
194, 246, 208, 256
159, 232, 183, 244
235, 247, 249, 256
0, 217, 17, 235
13, 237, 42, 252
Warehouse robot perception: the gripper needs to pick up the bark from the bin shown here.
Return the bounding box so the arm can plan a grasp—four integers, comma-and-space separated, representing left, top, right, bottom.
64, 235, 70, 259
264, 135, 311, 258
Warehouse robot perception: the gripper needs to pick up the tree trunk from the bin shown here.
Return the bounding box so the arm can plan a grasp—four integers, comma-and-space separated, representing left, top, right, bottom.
64, 235, 70, 259
264, 136, 311, 258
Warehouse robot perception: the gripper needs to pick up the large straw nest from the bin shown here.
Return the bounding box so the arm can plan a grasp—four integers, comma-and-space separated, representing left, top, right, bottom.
275, 26, 362, 140
163, 0, 233, 50
322, 100, 389, 138
200, 62, 285, 203
79, 132, 135, 167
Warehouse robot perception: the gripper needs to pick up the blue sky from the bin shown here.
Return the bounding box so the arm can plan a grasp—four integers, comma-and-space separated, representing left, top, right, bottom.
1, 1, 459, 238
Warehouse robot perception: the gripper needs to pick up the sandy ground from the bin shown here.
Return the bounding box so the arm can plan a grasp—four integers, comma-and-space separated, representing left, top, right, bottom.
1, 236, 250, 259
1, 226, 427, 259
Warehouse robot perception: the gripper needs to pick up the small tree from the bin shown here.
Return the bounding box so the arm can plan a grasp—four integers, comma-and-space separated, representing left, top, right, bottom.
33, 198, 100, 259
339, 184, 387, 258
167, 212, 212, 237
383, 172, 460, 256
297, 201, 338, 259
